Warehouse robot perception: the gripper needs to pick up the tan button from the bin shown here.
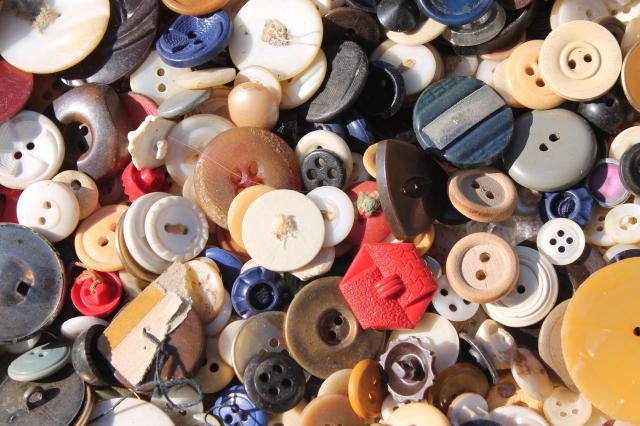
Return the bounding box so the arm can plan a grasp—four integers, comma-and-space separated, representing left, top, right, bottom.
539, 20, 622, 101
318, 369, 352, 397
234, 65, 282, 104
363, 143, 378, 179
388, 403, 450, 426
194, 337, 234, 394
348, 359, 387, 419
487, 373, 544, 412
445, 233, 519, 304
228, 82, 279, 129
300, 395, 365, 426
52, 170, 100, 220
227, 185, 275, 250
448, 167, 517, 223
428, 363, 490, 413
215, 227, 250, 262
505, 40, 564, 110
538, 301, 578, 392
75, 205, 128, 272
218, 319, 246, 367
622, 40, 640, 113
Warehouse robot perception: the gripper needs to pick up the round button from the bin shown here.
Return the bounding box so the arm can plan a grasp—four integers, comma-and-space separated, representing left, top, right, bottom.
52, 170, 99, 220
323, 6, 381, 53
550, 0, 609, 29
204, 289, 233, 337
346, 181, 392, 247
162, 0, 229, 15
91, 398, 174, 426
444, 54, 480, 78
228, 81, 280, 129
604, 203, 640, 244
194, 337, 234, 394
300, 395, 365, 426
585, 205, 615, 247
362, 143, 377, 179
235, 65, 282, 104
296, 130, 353, 180
280, 49, 327, 110
388, 402, 449, 426
620, 144, 640, 197
301, 149, 347, 191
185, 258, 225, 323
157, 89, 212, 119
348, 359, 387, 419
536, 218, 586, 265
539, 20, 622, 101
587, 159, 629, 207
623, 37, 640, 113
377, 0, 420, 32
0, 59, 33, 122
430, 363, 490, 412
60, 316, 108, 341
231, 267, 290, 318
127, 115, 173, 171
291, 247, 335, 281
448, 393, 489, 425
539, 301, 577, 392
176, 67, 236, 90
416, 0, 493, 26
71, 270, 122, 317
432, 275, 480, 322
8, 342, 70, 382
443, 3, 507, 47
307, 186, 355, 247
356, 60, 406, 120
318, 369, 352, 397
228, 185, 275, 249
486, 373, 543, 412
489, 406, 550, 426
543, 387, 592, 426
610, 126, 640, 160
130, 50, 192, 104
446, 232, 519, 304
511, 347, 553, 401
76, 205, 128, 272
386, 18, 447, 45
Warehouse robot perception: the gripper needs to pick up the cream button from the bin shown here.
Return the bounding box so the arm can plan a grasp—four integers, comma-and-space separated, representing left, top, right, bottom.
76, 204, 127, 272
218, 319, 246, 367
475, 59, 501, 86
17, 180, 80, 242
307, 186, 355, 247
621, 18, 640, 55
536, 218, 586, 265
91, 399, 174, 426
612, 1, 640, 23
388, 403, 450, 426
317, 369, 352, 397
492, 59, 524, 108
228, 81, 279, 129
610, 126, 640, 160
176, 68, 237, 90
185, 258, 225, 324
195, 338, 235, 394
474, 319, 517, 370
0, 111, 65, 190
604, 243, 640, 262
290, 246, 335, 280
604, 203, 640, 244
235, 65, 282, 103
280, 49, 327, 110
228, 185, 275, 249
447, 393, 489, 425
543, 387, 592, 426
490, 406, 550, 426
550, 0, 609, 29
60, 316, 108, 341
130, 50, 192, 104
539, 301, 578, 392
432, 275, 480, 322
295, 130, 353, 180
584, 205, 615, 247
511, 347, 554, 401
204, 289, 233, 337
381, 396, 408, 422
52, 170, 99, 220
150, 384, 203, 423
267, 401, 307, 426
385, 19, 447, 46
127, 115, 175, 170
444, 54, 479, 78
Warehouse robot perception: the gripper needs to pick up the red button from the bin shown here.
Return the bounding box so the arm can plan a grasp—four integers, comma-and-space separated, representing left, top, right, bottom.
119, 92, 159, 132
346, 181, 392, 247
0, 186, 21, 223
0, 59, 33, 122
71, 270, 123, 317
122, 162, 170, 202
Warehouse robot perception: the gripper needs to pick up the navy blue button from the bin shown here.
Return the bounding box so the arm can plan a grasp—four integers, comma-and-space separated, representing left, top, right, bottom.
212, 385, 268, 426
356, 60, 405, 120
344, 110, 376, 154
202, 247, 243, 291
231, 267, 291, 319
538, 187, 595, 227
346, 0, 380, 13
156, 10, 232, 68
306, 120, 348, 140
416, 0, 494, 26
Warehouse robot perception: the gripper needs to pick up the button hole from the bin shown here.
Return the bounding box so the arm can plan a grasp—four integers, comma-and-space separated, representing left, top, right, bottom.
549, 134, 559, 142
558, 246, 565, 253
535, 79, 545, 87
13, 152, 22, 160
568, 59, 576, 69
539, 144, 548, 151
449, 304, 457, 312
26, 142, 35, 150
38, 217, 46, 225
584, 54, 592, 63
440, 288, 448, 296
98, 237, 109, 247
156, 68, 165, 77
525, 66, 534, 76
479, 252, 490, 262
475, 270, 486, 280
517, 285, 526, 294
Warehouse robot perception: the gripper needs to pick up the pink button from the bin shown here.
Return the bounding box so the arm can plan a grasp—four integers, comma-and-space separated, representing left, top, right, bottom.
587, 159, 630, 207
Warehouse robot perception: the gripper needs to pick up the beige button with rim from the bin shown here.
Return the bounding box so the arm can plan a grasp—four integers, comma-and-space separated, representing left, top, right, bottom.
622, 40, 640, 113
539, 20, 622, 101
300, 395, 365, 426
446, 233, 519, 304
227, 185, 275, 249
75, 205, 128, 272
317, 369, 352, 397
505, 40, 564, 110
388, 402, 450, 426
53, 170, 99, 220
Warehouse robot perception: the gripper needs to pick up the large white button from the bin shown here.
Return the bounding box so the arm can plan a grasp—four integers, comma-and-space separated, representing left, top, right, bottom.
17, 180, 80, 242
511, 347, 554, 401
295, 130, 353, 180
604, 203, 640, 244
91, 398, 174, 426
474, 319, 516, 370
610, 126, 640, 160
218, 319, 246, 366
280, 49, 327, 110
0, 111, 65, 190
536, 218, 586, 265
307, 186, 355, 247
127, 115, 175, 170
543, 387, 592, 426
447, 393, 489, 425
490, 406, 550, 426
550, 0, 609, 29
290, 246, 335, 281
130, 50, 192, 104
432, 275, 479, 322
584, 206, 615, 247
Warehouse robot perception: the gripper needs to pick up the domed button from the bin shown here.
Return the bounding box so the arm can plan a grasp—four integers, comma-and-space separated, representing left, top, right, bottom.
71, 270, 123, 318
231, 267, 291, 318
539, 187, 595, 226
228, 82, 280, 129
301, 149, 347, 191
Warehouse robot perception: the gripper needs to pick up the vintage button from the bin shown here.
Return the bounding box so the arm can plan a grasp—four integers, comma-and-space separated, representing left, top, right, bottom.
212, 385, 268, 425
486, 373, 543, 412
121, 162, 170, 202
17, 180, 80, 243
610, 125, 640, 160
386, 18, 447, 45
280, 50, 327, 110
538, 301, 578, 392
296, 130, 353, 179
176, 67, 236, 90
285, 277, 385, 379
300, 394, 365, 426
91, 398, 174, 425
414, 77, 513, 168
475, 58, 501, 85
474, 319, 516, 370
8, 341, 70, 382
444, 54, 480, 78
536, 218, 586, 266
127, 116, 173, 171
432, 275, 479, 322
244, 352, 305, 413
150, 384, 203, 423
71, 270, 122, 317
129, 50, 192, 104
587, 159, 630, 207
489, 406, 549, 426
231, 267, 290, 318
306, 41, 369, 123
504, 40, 564, 110
484, 246, 558, 327
157, 89, 211, 119
604, 203, 640, 244
504, 109, 597, 192
620, 144, 640, 197
307, 186, 355, 247
540, 187, 596, 226
0, 111, 65, 190
371, 40, 439, 97
228, 81, 280, 129
356, 61, 405, 120
185, 258, 225, 323
195, 127, 301, 229
550, 0, 609, 29
446, 233, 519, 304
448, 393, 490, 424
302, 149, 347, 191
318, 369, 352, 397
203, 248, 244, 290
61, 316, 108, 341
71, 324, 116, 386
52, 171, 99, 220
443, 3, 507, 47
348, 359, 387, 419
235, 65, 283, 104
323, 7, 381, 53
492, 59, 524, 108
0, 0, 110, 73
585, 205, 615, 247
543, 387, 592, 426
195, 337, 235, 393
363, 143, 377, 178
380, 336, 434, 402
416, 0, 493, 26
429, 363, 490, 412
228, 185, 274, 249
219, 319, 247, 366
479, 33, 526, 61
377, 0, 420, 32
163, 0, 230, 15
511, 347, 553, 401
119, 92, 159, 132
229, 0, 323, 81
376, 139, 446, 239
448, 167, 517, 223
539, 21, 622, 101
577, 91, 627, 135
242, 190, 324, 271
389, 313, 460, 373
0, 59, 32, 122
76, 205, 128, 272
387, 402, 449, 426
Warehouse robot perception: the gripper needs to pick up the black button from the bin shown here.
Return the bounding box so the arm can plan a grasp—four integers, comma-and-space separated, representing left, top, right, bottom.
376, 0, 421, 32
356, 60, 405, 120
71, 324, 116, 387
323, 7, 381, 53
577, 91, 627, 135
346, 0, 380, 13
620, 143, 640, 197
302, 149, 348, 191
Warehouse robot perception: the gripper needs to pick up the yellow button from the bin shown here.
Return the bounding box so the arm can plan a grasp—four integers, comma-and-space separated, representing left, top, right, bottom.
227, 185, 274, 250
348, 359, 387, 419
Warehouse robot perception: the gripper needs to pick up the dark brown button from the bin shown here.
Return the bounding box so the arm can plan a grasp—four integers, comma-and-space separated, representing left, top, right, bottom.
323, 7, 381, 53
428, 363, 490, 412
26, 75, 68, 113
594, 16, 626, 44
71, 325, 116, 387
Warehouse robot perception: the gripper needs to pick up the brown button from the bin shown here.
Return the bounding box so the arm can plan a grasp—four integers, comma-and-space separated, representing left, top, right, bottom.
445, 232, 519, 304
323, 7, 381, 53
448, 167, 517, 223
284, 277, 385, 379
376, 139, 447, 240
348, 359, 387, 419
228, 82, 280, 129
75, 205, 128, 272
505, 40, 564, 110
301, 395, 366, 426
161, 0, 230, 16
227, 185, 275, 250
428, 363, 490, 412
53, 170, 100, 220
194, 127, 301, 229
622, 40, 640, 113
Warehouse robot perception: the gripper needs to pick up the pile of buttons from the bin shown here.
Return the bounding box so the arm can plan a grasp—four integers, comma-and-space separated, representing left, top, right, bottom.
2, 0, 640, 424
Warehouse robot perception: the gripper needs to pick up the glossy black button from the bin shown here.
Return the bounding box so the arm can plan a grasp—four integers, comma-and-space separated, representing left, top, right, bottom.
376, 0, 421, 32
443, 3, 507, 47
323, 7, 381, 53
620, 143, 640, 197
539, 187, 595, 227
346, 0, 380, 13
71, 324, 116, 387
356, 61, 405, 120
244, 352, 306, 413
577, 91, 627, 135
302, 149, 348, 191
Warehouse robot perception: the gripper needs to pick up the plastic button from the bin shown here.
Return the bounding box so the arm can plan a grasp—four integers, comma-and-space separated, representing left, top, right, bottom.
585, 205, 615, 247
620, 145, 640, 197
356, 60, 406, 120
540, 187, 596, 226
511, 347, 553, 401
577, 91, 627, 135
610, 125, 640, 160
324, 7, 381, 53
536, 218, 586, 265
474, 319, 517, 370
388, 402, 450, 426
307, 186, 355, 247
379, 336, 434, 402
543, 387, 592, 426
301, 149, 347, 191
280, 50, 327, 110
448, 393, 489, 425
228, 185, 274, 250
490, 406, 550, 426
231, 267, 290, 318
348, 359, 387, 419
195, 337, 234, 394
129, 50, 192, 104
300, 395, 365, 426
550, 0, 609, 29
8, 342, 70, 382
185, 258, 225, 323
432, 275, 480, 322
385, 18, 447, 45
376, 0, 420, 32
203, 248, 244, 290
318, 369, 352, 397
430, 363, 490, 412
71, 270, 122, 317
52, 171, 100, 220
157, 88, 211, 119
443, 3, 507, 47
604, 204, 640, 244
415, 0, 493, 26
91, 398, 175, 426
228, 82, 279, 129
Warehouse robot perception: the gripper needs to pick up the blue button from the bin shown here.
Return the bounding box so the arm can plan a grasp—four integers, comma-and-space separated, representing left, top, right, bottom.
202, 247, 243, 291
212, 385, 268, 426
416, 0, 494, 26
344, 110, 376, 154
306, 120, 347, 140
231, 267, 291, 319
156, 10, 232, 68
539, 187, 595, 227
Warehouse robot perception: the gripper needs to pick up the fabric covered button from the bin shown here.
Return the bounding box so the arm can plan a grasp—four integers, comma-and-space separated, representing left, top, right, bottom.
432, 275, 479, 322
244, 352, 305, 413
0, 59, 33, 122
604, 203, 640, 244
75, 204, 128, 272
537, 218, 586, 265
307, 186, 355, 247
301, 149, 347, 191
8, 342, 70, 382
52, 171, 100, 220
539, 187, 595, 226
416, 0, 494, 26
231, 267, 290, 318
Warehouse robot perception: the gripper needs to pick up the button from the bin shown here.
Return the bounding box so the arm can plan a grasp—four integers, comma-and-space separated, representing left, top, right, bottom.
388, 402, 450, 426
52, 171, 100, 220
127, 116, 173, 171
363, 143, 378, 178
489, 406, 550, 426
433, 275, 479, 322
228, 185, 275, 249
296, 130, 353, 179
204, 289, 233, 337
71, 270, 123, 317
356, 61, 406, 120
302, 149, 347, 191
235, 65, 282, 104
348, 359, 387, 419
219, 319, 246, 366
590, 159, 631, 207
610, 125, 640, 160
231, 267, 291, 318
0, 111, 65, 190
162, 0, 229, 15
300, 395, 365, 426
345, 0, 379, 13
346, 182, 388, 247
17, 180, 79, 243
285, 277, 385, 379
429, 363, 490, 412
76, 205, 128, 272
478, 34, 526, 61
0, 0, 110, 73
486, 373, 544, 412
504, 109, 597, 192
385, 18, 447, 45
292, 247, 336, 281
323, 7, 381, 53
415, 0, 493, 26
543, 387, 592, 426
71, 324, 116, 386
91, 398, 174, 426
448, 393, 489, 425
203, 248, 244, 290
121, 163, 170, 203
195, 337, 235, 393
185, 258, 225, 323
377, 0, 420, 32
595, 15, 627, 44
61, 316, 108, 341
504, 40, 564, 110
484, 246, 559, 327
540, 187, 596, 226
245, 352, 305, 413
459, 332, 499, 385
318, 369, 352, 397
444, 54, 480, 78
158, 88, 212, 119
539, 21, 622, 101
446, 232, 519, 304
228, 82, 280, 129
130, 50, 192, 104
474, 319, 517, 370
492, 59, 524, 108
621, 145, 640, 197
195, 87, 233, 119
604, 243, 640, 263
280, 50, 327, 110
8, 341, 70, 382
585, 205, 615, 247
380, 336, 435, 402
414, 77, 513, 168
177, 68, 237, 90
577, 91, 627, 135
511, 347, 553, 401
195, 127, 301, 229
448, 167, 517, 223
550, 0, 609, 29
539, 301, 578, 392
229, 0, 323, 81
604, 203, 640, 244
443, 3, 507, 47
307, 186, 355, 247
0, 59, 32, 122
536, 218, 586, 265
475, 59, 501, 85
212, 385, 268, 426
120, 92, 159, 133
150, 384, 203, 424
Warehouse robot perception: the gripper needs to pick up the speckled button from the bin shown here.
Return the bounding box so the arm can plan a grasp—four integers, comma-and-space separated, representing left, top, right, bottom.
622, 40, 640, 113
8, 341, 70, 382
52, 170, 100, 220
503, 109, 597, 192
75, 205, 128, 272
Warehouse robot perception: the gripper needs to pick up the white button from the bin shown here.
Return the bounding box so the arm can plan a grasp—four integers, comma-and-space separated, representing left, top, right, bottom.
621, 17, 640, 55
17, 180, 80, 243
536, 218, 586, 265
91, 399, 174, 426
240, 259, 261, 274
347, 152, 371, 186
550, 0, 609, 29
0, 111, 65, 190
204, 290, 233, 337
144, 195, 209, 262
290, 247, 335, 281
492, 59, 524, 108
194, 338, 235, 394
176, 68, 237, 90
165, 114, 235, 187
317, 369, 351, 397
150, 384, 203, 423
229, 0, 323, 81
511, 347, 554, 401
604, 203, 640, 244
474, 319, 517, 370
371, 40, 439, 96
295, 130, 353, 180
490, 406, 550, 426
388, 313, 460, 374
386, 19, 447, 46
127, 115, 175, 170
603, 243, 640, 262
60, 316, 108, 341
432, 275, 479, 322
130, 50, 192, 104
612, 1, 640, 23
218, 319, 246, 366
235, 65, 283, 103
280, 49, 327, 110
475, 59, 502, 86
543, 387, 592, 426
185, 258, 225, 324
445, 54, 479, 78
585, 206, 615, 247
307, 186, 355, 247
447, 393, 489, 425
610, 126, 640, 160
52, 170, 100, 220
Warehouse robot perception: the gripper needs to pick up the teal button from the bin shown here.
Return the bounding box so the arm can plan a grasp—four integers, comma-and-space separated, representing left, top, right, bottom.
8, 341, 70, 382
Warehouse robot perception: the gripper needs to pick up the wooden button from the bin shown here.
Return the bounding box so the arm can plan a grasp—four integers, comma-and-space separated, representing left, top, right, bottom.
162, 0, 230, 16
348, 359, 387, 419
622, 40, 640, 113
539, 21, 622, 101
284, 277, 385, 379
505, 40, 564, 110
445, 233, 519, 304
562, 259, 640, 423
300, 395, 365, 426
387, 402, 450, 426
448, 167, 517, 223
75, 205, 128, 272
52, 171, 99, 220
227, 185, 274, 250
